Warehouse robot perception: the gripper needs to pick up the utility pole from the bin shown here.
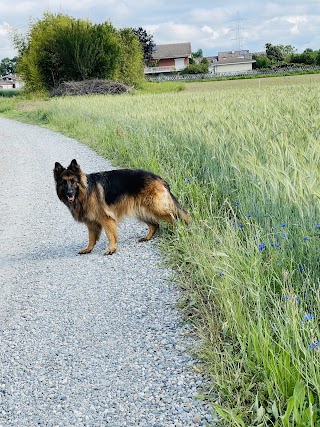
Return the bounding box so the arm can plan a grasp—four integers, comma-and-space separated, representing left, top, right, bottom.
230, 12, 246, 51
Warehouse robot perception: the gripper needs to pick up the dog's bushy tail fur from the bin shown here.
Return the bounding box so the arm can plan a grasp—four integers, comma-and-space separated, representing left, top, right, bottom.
170, 190, 191, 224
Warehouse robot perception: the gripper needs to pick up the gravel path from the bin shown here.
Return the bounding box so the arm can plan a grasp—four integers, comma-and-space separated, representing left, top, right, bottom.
0, 118, 213, 427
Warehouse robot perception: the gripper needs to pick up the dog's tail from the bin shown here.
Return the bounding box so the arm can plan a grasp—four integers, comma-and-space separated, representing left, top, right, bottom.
170, 191, 191, 224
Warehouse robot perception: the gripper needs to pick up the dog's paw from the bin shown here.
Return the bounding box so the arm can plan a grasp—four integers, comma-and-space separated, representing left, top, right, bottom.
138, 237, 147, 242
78, 248, 92, 254
104, 249, 116, 255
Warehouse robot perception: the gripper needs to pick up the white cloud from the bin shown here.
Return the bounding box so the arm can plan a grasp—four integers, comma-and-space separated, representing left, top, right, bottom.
0, 1, 320, 58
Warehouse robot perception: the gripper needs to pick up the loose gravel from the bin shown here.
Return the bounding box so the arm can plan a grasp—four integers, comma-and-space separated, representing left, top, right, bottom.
0, 117, 214, 427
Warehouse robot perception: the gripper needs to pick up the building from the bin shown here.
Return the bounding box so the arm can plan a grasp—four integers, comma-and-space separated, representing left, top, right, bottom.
207, 50, 256, 74
144, 43, 192, 75
0, 74, 24, 90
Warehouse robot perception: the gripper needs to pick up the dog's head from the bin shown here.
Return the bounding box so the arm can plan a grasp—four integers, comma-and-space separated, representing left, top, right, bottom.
54, 159, 82, 204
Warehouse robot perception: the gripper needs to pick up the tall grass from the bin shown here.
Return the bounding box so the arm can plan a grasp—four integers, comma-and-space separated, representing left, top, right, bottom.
3, 80, 320, 425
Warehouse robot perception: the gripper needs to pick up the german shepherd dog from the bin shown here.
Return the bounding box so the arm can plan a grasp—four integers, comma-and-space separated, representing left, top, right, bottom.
54, 159, 190, 255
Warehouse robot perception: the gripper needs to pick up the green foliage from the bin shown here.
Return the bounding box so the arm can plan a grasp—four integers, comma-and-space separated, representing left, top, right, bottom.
118, 28, 144, 86
266, 42, 285, 62
290, 51, 317, 65
192, 48, 203, 58
180, 61, 209, 74
14, 12, 144, 92
0, 57, 18, 75
131, 27, 156, 66
253, 54, 273, 69
0, 89, 21, 97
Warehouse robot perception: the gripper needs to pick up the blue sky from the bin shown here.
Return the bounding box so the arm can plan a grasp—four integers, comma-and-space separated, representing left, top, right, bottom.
1, 0, 320, 60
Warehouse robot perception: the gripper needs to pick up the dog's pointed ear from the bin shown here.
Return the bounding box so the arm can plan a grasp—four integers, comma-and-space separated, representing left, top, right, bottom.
68, 159, 80, 174
54, 162, 65, 180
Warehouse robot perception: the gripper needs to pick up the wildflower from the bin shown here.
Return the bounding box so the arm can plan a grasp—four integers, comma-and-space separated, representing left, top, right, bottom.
269, 242, 274, 247
303, 313, 314, 321
303, 237, 308, 242
281, 223, 287, 228
283, 292, 300, 304
219, 272, 224, 277
236, 201, 241, 207
238, 224, 244, 229
316, 224, 320, 229
308, 340, 319, 350
258, 243, 266, 251
232, 222, 237, 227
247, 214, 252, 218
276, 244, 281, 250
185, 178, 191, 183
298, 264, 303, 272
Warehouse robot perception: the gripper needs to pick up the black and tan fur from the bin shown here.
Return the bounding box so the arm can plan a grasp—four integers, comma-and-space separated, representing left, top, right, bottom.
54, 159, 190, 255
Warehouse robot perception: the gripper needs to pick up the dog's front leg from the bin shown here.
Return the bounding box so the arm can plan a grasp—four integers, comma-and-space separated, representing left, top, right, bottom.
79, 222, 102, 254
100, 216, 118, 255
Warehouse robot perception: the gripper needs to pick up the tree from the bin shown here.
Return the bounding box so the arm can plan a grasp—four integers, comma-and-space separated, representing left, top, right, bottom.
14, 13, 144, 92
131, 27, 156, 66
118, 28, 144, 86
265, 43, 284, 62
252, 54, 272, 69
192, 49, 203, 58
180, 60, 209, 75
277, 44, 296, 56
0, 57, 18, 75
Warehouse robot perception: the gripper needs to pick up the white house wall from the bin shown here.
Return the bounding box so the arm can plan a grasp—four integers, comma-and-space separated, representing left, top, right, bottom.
214, 63, 253, 74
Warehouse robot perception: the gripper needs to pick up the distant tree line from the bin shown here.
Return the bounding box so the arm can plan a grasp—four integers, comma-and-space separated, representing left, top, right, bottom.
11, 13, 156, 92
253, 43, 320, 68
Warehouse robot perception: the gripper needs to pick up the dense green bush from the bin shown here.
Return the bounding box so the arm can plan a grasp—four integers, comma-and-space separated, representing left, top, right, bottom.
15, 13, 144, 92
180, 61, 209, 75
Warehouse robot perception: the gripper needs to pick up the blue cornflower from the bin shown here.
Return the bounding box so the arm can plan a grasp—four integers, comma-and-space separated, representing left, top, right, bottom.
232, 222, 237, 227
219, 272, 224, 277
298, 264, 303, 272
238, 224, 244, 229
303, 237, 308, 242
283, 293, 300, 304
316, 224, 320, 229
185, 178, 191, 183
270, 242, 274, 247
308, 340, 319, 350
236, 201, 241, 207
281, 223, 287, 228
276, 244, 281, 250
247, 214, 252, 218
258, 243, 266, 251
303, 313, 314, 321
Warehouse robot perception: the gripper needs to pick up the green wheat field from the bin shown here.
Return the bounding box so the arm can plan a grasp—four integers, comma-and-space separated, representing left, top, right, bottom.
2, 75, 320, 426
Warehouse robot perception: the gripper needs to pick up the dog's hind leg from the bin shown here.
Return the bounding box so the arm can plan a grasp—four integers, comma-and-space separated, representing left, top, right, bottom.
100, 217, 118, 255
139, 222, 159, 242
79, 222, 102, 254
